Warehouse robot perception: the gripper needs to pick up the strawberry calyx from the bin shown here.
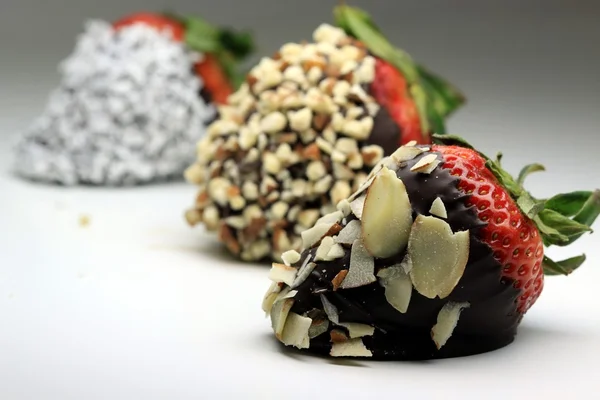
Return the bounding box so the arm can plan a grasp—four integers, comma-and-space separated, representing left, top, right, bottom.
432, 134, 600, 276
334, 4, 465, 140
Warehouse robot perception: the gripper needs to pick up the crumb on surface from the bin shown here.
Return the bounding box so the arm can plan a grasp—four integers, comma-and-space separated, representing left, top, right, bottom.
79, 214, 91, 227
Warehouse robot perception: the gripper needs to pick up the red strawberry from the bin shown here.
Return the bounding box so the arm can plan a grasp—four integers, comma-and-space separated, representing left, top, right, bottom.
112, 12, 253, 105
263, 134, 599, 360
113, 12, 185, 41
194, 54, 233, 105
434, 144, 545, 312
371, 59, 423, 144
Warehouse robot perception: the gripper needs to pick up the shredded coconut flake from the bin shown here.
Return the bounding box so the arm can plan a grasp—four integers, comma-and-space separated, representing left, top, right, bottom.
13, 20, 215, 185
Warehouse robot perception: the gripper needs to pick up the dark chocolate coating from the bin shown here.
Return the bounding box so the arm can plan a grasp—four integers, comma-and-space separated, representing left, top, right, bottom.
289, 151, 522, 360
367, 106, 402, 156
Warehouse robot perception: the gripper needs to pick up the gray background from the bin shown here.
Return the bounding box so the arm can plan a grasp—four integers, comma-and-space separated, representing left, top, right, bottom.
1, 0, 599, 194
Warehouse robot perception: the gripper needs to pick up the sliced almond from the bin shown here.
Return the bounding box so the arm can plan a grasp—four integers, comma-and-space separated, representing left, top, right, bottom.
326, 243, 346, 261
320, 294, 339, 324
330, 338, 372, 357
336, 199, 352, 217
429, 197, 448, 219
377, 265, 413, 313
390, 145, 424, 163
270, 297, 295, 339
281, 312, 312, 349
268, 263, 298, 286
431, 302, 470, 349
361, 167, 413, 258
315, 236, 335, 261
281, 250, 301, 266
367, 157, 400, 181
262, 282, 283, 314
339, 239, 376, 289
410, 153, 440, 174
331, 270, 348, 291
291, 259, 316, 288
347, 174, 375, 202
334, 220, 362, 245
400, 254, 413, 274
316, 210, 344, 225
297, 209, 320, 228
349, 194, 366, 219
225, 216, 247, 230
408, 215, 470, 299
308, 318, 330, 339
301, 221, 337, 249
339, 323, 375, 339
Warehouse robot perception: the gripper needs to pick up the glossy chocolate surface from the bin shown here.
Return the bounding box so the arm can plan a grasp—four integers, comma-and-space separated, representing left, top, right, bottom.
289, 151, 522, 359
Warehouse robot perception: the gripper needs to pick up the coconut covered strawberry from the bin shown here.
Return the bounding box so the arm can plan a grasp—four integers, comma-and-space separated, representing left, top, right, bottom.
184, 5, 464, 261
13, 12, 253, 185
262, 135, 599, 360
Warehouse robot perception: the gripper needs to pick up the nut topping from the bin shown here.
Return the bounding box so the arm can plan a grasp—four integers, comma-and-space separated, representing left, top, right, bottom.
330, 338, 373, 357
408, 215, 470, 299
377, 265, 413, 313
429, 197, 448, 219
431, 302, 470, 349
361, 167, 413, 258
339, 239, 376, 289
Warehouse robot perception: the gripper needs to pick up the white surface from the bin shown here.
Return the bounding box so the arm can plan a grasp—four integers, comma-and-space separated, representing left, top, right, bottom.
1, 130, 600, 400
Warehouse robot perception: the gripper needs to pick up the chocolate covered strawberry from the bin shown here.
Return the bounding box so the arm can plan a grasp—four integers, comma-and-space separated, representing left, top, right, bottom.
14, 12, 254, 186
184, 5, 464, 262
262, 135, 599, 360
113, 12, 254, 104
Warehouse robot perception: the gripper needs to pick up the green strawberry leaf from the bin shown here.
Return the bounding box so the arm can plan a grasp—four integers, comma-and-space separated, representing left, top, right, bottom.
517, 163, 545, 185
218, 29, 255, 60
417, 65, 466, 118
543, 254, 586, 276
432, 134, 477, 150
544, 191, 595, 217
534, 215, 569, 246
165, 13, 255, 89
185, 30, 220, 54
495, 152, 503, 166
573, 190, 600, 227
516, 193, 545, 219
409, 85, 431, 134
538, 209, 592, 235
485, 160, 523, 196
